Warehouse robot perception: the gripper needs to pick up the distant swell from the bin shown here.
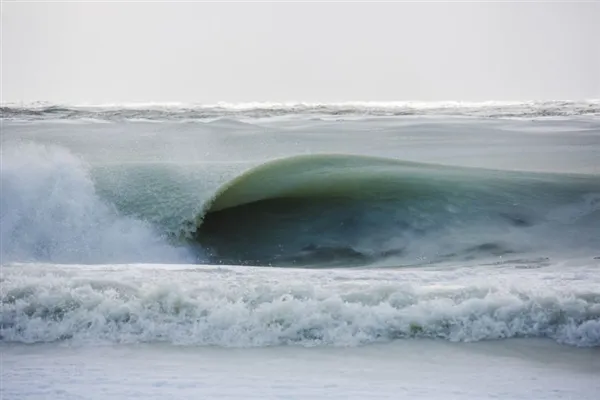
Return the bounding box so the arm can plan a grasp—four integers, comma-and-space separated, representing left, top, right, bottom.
2, 100, 600, 121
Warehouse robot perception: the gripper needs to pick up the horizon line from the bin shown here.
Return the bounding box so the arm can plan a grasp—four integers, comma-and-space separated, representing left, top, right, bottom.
3, 99, 600, 108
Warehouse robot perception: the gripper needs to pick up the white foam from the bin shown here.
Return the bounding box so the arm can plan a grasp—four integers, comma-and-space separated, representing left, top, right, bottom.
0, 142, 194, 264
2, 261, 599, 347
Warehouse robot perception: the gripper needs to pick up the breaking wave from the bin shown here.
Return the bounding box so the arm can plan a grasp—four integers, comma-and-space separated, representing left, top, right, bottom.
0, 143, 195, 264
1, 263, 599, 347
1, 121, 599, 350
1, 143, 599, 267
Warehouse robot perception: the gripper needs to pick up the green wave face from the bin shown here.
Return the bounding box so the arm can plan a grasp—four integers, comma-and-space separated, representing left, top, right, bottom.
193, 154, 600, 267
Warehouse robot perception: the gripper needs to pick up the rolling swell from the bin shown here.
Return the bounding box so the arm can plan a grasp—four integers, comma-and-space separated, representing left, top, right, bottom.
194, 154, 600, 267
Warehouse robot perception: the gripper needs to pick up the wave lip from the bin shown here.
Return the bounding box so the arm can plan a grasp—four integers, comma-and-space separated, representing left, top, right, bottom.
2, 100, 600, 121
1, 263, 599, 347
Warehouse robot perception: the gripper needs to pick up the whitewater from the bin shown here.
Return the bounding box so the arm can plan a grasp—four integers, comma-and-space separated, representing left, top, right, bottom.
1, 101, 599, 399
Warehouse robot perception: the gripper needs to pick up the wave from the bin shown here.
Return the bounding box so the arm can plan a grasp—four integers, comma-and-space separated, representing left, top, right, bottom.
1, 142, 598, 267
2, 100, 600, 121
1, 262, 599, 347
193, 154, 600, 266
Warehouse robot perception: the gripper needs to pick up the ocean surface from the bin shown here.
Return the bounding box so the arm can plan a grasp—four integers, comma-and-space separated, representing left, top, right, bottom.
2, 100, 600, 399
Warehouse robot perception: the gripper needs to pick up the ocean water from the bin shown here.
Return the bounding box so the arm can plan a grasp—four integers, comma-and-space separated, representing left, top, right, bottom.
1, 101, 600, 399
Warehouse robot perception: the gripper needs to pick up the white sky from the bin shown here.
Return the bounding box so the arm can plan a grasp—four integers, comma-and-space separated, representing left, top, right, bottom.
2, 1, 599, 103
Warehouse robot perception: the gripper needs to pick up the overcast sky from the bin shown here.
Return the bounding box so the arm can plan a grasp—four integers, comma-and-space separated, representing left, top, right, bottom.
2, 1, 599, 104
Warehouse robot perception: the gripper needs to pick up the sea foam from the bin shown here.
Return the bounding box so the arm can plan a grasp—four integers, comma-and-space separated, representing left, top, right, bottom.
0, 142, 194, 264
2, 262, 599, 347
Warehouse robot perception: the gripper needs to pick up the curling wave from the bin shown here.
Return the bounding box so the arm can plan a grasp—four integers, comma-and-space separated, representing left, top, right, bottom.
193, 154, 600, 266
1, 143, 598, 267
